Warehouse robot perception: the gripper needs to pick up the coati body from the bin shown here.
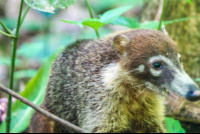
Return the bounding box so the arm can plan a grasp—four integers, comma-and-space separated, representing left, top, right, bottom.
29, 29, 200, 133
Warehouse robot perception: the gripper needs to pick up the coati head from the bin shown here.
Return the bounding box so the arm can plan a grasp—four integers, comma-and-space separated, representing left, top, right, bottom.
112, 29, 200, 102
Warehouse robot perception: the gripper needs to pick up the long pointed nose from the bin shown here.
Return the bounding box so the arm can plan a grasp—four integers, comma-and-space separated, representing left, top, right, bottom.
186, 84, 200, 102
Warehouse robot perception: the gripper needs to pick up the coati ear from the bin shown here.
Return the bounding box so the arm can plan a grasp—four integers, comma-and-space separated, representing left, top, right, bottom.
160, 25, 168, 35
113, 34, 130, 57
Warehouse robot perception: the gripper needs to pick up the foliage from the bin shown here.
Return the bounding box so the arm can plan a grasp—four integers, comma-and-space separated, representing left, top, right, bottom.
0, 57, 22, 66
17, 34, 73, 62
14, 70, 37, 80
0, 47, 64, 133
62, 5, 133, 30
194, 78, 200, 82
111, 17, 139, 28
62, 4, 192, 32
165, 117, 185, 133
139, 17, 192, 29
24, 0, 74, 13
90, 0, 144, 14
185, 0, 192, 4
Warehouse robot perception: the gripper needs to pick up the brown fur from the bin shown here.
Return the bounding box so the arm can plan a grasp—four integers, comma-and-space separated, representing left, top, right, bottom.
29, 29, 179, 133
28, 107, 55, 133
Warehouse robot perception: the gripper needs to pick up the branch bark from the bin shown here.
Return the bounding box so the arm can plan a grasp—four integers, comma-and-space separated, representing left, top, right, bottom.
0, 84, 88, 133
167, 101, 200, 124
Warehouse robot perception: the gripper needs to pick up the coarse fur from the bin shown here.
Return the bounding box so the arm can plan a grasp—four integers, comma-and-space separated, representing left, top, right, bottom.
29, 29, 198, 133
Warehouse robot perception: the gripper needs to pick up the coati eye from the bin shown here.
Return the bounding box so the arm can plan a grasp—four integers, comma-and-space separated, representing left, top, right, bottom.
153, 62, 162, 69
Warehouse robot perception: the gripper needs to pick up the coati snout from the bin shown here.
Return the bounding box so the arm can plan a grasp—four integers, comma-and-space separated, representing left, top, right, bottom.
112, 31, 200, 102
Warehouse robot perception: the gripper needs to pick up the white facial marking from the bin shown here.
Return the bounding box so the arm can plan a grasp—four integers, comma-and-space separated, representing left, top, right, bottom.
101, 62, 136, 91
148, 56, 167, 77
149, 55, 172, 66
150, 68, 162, 77
101, 63, 121, 88
135, 64, 145, 73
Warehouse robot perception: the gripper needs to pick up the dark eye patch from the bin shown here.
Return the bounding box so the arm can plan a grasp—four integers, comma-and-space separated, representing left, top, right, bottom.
144, 67, 175, 87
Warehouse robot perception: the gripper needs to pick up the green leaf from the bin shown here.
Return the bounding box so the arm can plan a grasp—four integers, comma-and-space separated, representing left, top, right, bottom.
165, 117, 185, 133
140, 21, 159, 29
194, 78, 200, 82
186, 0, 192, 4
14, 70, 37, 79
163, 17, 192, 25
0, 47, 64, 133
0, 58, 10, 66
62, 5, 134, 30
62, 18, 105, 30
140, 18, 192, 29
82, 18, 105, 30
100, 5, 133, 24
91, 0, 144, 14
17, 34, 73, 63
48, 0, 74, 9
111, 16, 140, 28
0, 57, 21, 66
61, 20, 83, 27
0, 18, 43, 32
24, 0, 74, 13
17, 42, 45, 59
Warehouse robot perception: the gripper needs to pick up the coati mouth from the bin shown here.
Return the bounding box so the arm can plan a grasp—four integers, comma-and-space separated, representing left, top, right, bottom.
162, 88, 185, 114
161, 88, 184, 102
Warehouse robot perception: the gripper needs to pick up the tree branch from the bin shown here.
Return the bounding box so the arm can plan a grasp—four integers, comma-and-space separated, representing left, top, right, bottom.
166, 101, 200, 124
0, 84, 88, 133
20, 6, 30, 27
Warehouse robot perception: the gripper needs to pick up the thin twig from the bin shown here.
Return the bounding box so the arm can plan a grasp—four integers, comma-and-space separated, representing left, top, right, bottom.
20, 6, 30, 26
84, 0, 94, 18
0, 30, 16, 38
158, 0, 167, 30
84, 0, 100, 38
0, 84, 88, 133
6, 0, 24, 133
0, 20, 11, 34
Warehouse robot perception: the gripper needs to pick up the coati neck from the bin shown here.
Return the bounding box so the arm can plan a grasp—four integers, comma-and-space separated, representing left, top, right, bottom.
100, 62, 165, 133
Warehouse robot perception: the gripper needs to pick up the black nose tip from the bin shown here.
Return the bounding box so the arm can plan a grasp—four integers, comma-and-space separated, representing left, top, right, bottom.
186, 85, 200, 102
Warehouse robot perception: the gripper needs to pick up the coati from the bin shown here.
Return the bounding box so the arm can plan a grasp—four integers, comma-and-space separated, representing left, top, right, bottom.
29, 29, 200, 133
